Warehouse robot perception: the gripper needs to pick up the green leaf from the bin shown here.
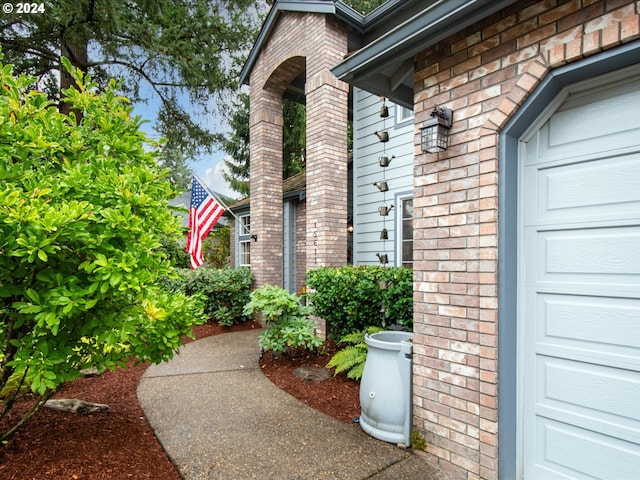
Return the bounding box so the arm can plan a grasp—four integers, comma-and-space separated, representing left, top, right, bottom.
26, 288, 40, 303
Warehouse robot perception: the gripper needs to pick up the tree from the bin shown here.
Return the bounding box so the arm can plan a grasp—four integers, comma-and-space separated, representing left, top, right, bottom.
203, 224, 231, 268
0, 59, 205, 442
217, 92, 250, 197
343, 0, 388, 15
157, 143, 193, 191
0, 0, 264, 157
216, 95, 306, 196
282, 98, 306, 179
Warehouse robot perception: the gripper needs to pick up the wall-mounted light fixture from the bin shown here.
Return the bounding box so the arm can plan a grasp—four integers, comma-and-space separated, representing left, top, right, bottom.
420, 106, 453, 153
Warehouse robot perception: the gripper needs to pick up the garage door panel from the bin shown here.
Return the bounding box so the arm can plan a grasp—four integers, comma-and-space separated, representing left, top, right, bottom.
532, 418, 640, 480
548, 79, 640, 148
536, 357, 640, 439
529, 81, 640, 165
536, 226, 640, 282
533, 153, 640, 225
536, 294, 640, 368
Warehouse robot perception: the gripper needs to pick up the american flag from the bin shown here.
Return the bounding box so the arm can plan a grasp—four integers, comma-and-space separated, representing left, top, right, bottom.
186, 177, 225, 269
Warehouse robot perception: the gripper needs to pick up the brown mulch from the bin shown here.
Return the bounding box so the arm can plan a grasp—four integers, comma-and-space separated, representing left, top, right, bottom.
0, 322, 360, 480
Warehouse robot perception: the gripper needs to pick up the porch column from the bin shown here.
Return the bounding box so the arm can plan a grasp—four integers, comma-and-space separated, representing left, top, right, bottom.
305, 18, 350, 271
249, 88, 283, 289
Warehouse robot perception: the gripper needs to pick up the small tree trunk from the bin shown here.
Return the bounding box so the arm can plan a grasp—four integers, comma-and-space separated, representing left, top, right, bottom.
59, 33, 88, 122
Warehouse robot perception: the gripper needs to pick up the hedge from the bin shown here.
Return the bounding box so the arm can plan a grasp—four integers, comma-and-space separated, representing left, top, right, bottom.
306, 266, 412, 340
165, 267, 253, 325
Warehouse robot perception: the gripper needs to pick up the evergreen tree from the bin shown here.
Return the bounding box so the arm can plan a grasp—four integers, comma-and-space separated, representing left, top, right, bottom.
343, 0, 388, 15
0, 0, 264, 157
217, 93, 250, 197
157, 143, 193, 191
282, 98, 306, 179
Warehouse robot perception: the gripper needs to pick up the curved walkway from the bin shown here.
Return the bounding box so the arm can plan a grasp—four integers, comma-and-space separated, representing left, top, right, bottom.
138, 329, 445, 480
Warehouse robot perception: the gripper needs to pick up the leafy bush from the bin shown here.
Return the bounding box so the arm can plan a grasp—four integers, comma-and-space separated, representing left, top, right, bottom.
159, 236, 190, 269
0, 59, 205, 442
166, 267, 253, 326
203, 224, 230, 268
159, 226, 229, 270
243, 284, 322, 354
306, 266, 413, 340
326, 326, 384, 380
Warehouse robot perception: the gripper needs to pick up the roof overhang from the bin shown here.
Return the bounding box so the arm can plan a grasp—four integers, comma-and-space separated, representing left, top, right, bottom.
331, 0, 519, 108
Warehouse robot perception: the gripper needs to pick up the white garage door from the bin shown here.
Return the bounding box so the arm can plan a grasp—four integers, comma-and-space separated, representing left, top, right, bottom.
519, 68, 640, 479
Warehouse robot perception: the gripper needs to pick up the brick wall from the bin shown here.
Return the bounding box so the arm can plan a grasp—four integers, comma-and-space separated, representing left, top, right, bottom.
411, 1, 640, 479
248, 12, 349, 293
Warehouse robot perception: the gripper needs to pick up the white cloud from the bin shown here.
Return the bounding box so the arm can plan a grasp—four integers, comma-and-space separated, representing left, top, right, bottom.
202, 157, 237, 199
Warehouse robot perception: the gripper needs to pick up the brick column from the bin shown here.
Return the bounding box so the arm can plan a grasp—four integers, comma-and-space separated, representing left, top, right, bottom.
249, 88, 283, 289
305, 17, 350, 270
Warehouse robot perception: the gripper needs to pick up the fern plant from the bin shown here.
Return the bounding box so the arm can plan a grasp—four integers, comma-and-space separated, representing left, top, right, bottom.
327, 326, 384, 380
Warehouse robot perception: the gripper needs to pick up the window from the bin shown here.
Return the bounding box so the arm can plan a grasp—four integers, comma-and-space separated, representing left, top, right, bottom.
238, 214, 251, 267
395, 105, 414, 126
397, 197, 413, 268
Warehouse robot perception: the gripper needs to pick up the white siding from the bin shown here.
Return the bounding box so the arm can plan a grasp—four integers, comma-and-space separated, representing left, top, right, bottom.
352, 88, 414, 265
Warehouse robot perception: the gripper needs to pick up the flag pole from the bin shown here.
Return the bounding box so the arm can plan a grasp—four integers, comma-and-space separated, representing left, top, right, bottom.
192, 175, 257, 241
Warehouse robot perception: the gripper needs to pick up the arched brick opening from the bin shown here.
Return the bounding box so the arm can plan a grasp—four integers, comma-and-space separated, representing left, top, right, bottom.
247, 11, 349, 295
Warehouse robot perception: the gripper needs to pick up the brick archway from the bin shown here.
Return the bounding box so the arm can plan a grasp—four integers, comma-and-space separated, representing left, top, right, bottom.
247, 11, 350, 291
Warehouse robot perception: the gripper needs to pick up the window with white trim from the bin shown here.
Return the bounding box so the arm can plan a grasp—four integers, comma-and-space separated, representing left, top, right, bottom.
397, 196, 413, 268
238, 214, 251, 267
395, 105, 414, 126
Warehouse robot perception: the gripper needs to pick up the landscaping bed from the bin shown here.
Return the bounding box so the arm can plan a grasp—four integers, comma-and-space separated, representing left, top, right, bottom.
0, 322, 360, 479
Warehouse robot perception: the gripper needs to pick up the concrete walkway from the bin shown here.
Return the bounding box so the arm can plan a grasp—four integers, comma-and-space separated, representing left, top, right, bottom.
137, 329, 445, 480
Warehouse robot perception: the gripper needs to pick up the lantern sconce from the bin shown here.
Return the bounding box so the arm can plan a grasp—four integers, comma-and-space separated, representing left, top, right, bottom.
420, 106, 453, 153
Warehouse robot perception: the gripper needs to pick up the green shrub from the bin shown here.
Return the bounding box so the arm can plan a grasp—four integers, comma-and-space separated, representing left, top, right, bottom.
243, 284, 322, 354
326, 326, 384, 380
0, 59, 206, 442
167, 267, 253, 326
159, 236, 190, 269
203, 224, 230, 268
306, 266, 413, 340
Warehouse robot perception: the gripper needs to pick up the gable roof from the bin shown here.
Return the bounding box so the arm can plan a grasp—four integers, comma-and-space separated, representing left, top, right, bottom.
241, 0, 520, 109
331, 0, 519, 107
238, 0, 364, 87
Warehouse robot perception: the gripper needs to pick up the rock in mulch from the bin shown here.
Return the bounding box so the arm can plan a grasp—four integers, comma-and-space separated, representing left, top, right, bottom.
45, 398, 110, 414
293, 366, 331, 382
